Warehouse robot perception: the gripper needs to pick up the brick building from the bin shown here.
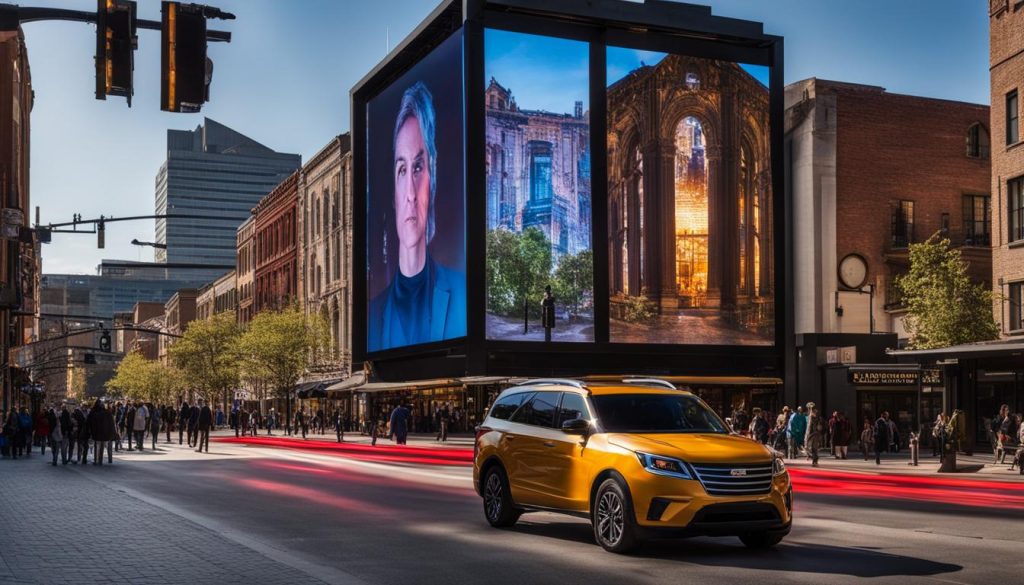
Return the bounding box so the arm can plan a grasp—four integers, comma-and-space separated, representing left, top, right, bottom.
118, 301, 165, 361
236, 216, 256, 325
159, 289, 197, 364
254, 171, 299, 313
196, 270, 237, 321
991, 0, 1024, 335
786, 78, 992, 436
297, 134, 352, 389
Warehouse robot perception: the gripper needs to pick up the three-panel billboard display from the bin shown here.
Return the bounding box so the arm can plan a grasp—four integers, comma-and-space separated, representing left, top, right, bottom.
354, 0, 784, 375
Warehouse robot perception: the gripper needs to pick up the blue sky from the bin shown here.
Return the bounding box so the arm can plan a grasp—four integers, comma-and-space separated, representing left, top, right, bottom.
25, 0, 988, 274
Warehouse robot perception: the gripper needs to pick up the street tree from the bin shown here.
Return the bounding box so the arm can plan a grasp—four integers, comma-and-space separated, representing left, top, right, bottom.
486, 227, 553, 318
552, 249, 594, 319
169, 311, 242, 413
106, 352, 184, 405
238, 306, 320, 434
896, 233, 999, 349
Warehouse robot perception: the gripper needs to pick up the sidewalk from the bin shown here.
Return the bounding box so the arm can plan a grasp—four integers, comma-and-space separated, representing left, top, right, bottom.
784, 449, 1024, 483
210, 428, 475, 448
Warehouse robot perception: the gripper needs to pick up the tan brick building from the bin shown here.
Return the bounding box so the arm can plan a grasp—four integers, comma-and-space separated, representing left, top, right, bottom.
786, 79, 991, 344
254, 171, 299, 313
991, 0, 1024, 335
236, 216, 256, 325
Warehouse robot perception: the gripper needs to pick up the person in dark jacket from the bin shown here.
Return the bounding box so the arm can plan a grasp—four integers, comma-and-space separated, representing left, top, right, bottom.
124, 404, 136, 451
149, 403, 161, 449
101, 402, 116, 463
750, 408, 770, 444
4, 409, 20, 459
188, 403, 200, 447
73, 404, 89, 464
87, 399, 110, 465
113, 402, 124, 451
874, 411, 891, 465
832, 412, 853, 460
389, 403, 411, 445
163, 405, 174, 443
59, 404, 73, 464
16, 407, 32, 458
196, 399, 213, 453
178, 401, 190, 445
45, 407, 61, 466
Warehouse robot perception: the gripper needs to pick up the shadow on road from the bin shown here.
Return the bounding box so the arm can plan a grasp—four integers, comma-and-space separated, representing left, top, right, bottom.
510, 520, 963, 578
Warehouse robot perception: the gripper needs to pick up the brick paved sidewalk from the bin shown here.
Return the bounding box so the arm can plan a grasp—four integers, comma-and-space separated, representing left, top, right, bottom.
0, 454, 347, 585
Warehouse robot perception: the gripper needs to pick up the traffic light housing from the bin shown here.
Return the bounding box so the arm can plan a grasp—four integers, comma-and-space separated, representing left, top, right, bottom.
97, 217, 105, 249
99, 331, 111, 353
161, 2, 210, 113
95, 0, 138, 105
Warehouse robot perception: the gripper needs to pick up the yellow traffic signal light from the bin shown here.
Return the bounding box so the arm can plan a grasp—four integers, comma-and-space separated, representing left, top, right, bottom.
95, 0, 137, 105
161, 1, 209, 113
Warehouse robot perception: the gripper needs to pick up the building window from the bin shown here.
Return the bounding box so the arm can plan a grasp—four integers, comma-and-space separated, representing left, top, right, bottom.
962, 194, 991, 246
1010, 282, 1024, 333
1008, 90, 1019, 145
1011, 177, 1024, 243
966, 123, 990, 158
528, 141, 553, 203
890, 199, 914, 248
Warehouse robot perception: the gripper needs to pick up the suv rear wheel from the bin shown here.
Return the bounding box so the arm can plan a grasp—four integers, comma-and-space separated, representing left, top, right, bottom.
592, 478, 639, 553
482, 466, 520, 527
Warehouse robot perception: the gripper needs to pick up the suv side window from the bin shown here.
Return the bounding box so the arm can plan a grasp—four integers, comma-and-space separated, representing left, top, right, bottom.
510, 391, 560, 428
558, 392, 589, 426
488, 392, 532, 420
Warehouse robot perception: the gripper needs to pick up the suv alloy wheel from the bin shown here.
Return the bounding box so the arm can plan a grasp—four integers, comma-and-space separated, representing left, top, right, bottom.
593, 478, 639, 553
483, 466, 520, 527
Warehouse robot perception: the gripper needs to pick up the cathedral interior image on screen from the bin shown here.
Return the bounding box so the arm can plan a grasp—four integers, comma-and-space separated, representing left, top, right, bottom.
484, 29, 594, 342
606, 48, 774, 345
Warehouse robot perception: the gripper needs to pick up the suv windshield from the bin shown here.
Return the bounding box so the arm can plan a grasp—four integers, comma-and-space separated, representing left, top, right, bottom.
592, 393, 727, 434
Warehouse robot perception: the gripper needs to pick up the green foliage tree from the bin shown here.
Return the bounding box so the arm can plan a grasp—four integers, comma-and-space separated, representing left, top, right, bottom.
238, 306, 321, 433
896, 233, 999, 349
169, 311, 242, 412
106, 351, 148, 400
106, 352, 185, 405
552, 249, 594, 318
486, 227, 553, 318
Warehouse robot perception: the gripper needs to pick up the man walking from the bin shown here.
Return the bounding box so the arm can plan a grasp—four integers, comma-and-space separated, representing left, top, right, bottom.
785, 406, 806, 459
188, 402, 200, 447
45, 406, 60, 466
178, 401, 190, 445
133, 401, 148, 451
436, 403, 450, 442
196, 399, 213, 453
58, 404, 72, 464
73, 404, 89, 464
163, 404, 174, 443
125, 403, 136, 451
296, 408, 307, 439
149, 403, 161, 450
805, 403, 823, 467
874, 411, 891, 465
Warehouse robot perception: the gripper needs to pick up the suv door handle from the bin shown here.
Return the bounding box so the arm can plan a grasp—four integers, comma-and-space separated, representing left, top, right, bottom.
543, 441, 556, 448
505, 434, 516, 441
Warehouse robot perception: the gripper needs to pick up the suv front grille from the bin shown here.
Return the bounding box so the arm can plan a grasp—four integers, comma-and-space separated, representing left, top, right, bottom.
690, 463, 773, 496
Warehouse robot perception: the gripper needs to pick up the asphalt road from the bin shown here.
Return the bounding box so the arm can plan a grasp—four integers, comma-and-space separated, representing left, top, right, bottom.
5, 436, 1023, 585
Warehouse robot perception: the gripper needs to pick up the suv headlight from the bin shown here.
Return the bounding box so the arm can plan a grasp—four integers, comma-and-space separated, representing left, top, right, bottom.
636, 452, 693, 480
773, 456, 787, 476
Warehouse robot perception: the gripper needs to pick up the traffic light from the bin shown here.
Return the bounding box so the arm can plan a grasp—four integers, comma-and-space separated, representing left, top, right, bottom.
97, 217, 105, 249
95, 0, 138, 105
99, 331, 111, 353
161, 2, 209, 113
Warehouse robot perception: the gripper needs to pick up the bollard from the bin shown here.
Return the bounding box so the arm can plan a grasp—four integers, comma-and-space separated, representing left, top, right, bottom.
908, 432, 919, 466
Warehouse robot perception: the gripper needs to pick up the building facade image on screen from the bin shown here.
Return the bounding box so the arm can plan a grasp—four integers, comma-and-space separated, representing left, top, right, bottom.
366, 32, 466, 353
607, 48, 773, 345
484, 29, 593, 342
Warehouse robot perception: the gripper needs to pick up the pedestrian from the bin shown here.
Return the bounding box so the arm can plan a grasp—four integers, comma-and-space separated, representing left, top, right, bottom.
436, 403, 450, 442
859, 420, 874, 460
750, 408, 769, 444
389, 403, 411, 445
46, 406, 61, 466
17, 407, 32, 458
113, 402, 124, 451
35, 408, 50, 456
125, 402, 136, 451
832, 411, 852, 460
267, 409, 276, 436
237, 407, 247, 438
296, 408, 308, 439
786, 406, 806, 459
886, 416, 899, 452
805, 403, 823, 467
58, 404, 72, 464
163, 404, 174, 443
369, 416, 380, 447
188, 402, 200, 447
931, 413, 948, 457
874, 411, 891, 465
149, 403, 161, 450
196, 399, 213, 453
216, 407, 225, 430
999, 409, 1019, 446
101, 402, 116, 464
177, 401, 190, 445
73, 404, 89, 464
133, 401, 148, 451
335, 410, 344, 443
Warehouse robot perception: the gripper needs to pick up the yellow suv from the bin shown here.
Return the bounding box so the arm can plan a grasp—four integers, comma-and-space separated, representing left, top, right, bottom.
473, 378, 792, 553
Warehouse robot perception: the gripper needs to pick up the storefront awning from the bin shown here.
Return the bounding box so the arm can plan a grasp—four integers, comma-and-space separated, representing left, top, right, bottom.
295, 378, 342, 399
325, 372, 367, 393
888, 338, 1024, 360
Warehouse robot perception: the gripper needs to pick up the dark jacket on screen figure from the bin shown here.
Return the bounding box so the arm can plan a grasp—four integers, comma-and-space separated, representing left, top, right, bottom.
874, 417, 890, 448
367, 256, 466, 352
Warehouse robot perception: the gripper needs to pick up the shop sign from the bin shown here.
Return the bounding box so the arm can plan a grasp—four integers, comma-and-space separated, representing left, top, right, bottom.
921, 369, 943, 386
849, 369, 919, 386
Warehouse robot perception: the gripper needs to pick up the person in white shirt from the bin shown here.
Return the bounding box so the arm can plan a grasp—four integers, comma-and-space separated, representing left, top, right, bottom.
133, 401, 149, 451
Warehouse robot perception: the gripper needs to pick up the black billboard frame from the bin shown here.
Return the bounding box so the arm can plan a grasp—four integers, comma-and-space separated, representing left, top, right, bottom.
352, 0, 789, 383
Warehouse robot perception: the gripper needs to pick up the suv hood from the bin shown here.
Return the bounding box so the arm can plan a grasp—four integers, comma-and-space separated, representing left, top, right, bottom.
608, 432, 772, 464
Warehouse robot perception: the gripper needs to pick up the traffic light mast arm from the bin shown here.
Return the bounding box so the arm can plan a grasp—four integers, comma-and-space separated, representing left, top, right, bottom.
2, 4, 231, 41
40, 213, 216, 232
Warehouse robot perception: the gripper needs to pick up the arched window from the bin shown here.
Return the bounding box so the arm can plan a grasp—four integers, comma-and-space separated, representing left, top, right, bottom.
967, 123, 990, 159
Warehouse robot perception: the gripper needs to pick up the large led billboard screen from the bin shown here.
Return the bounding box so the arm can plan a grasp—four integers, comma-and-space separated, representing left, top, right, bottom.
366, 31, 466, 354
606, 47, 774, 346
484, 29, 594, 342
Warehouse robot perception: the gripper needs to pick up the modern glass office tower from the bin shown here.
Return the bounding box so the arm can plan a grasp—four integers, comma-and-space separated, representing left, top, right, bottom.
155, 118, 301, 266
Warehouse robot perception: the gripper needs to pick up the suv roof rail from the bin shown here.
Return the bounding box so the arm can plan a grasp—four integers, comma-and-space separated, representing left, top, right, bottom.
514, 378, 587, 390
621, 378, 677, 390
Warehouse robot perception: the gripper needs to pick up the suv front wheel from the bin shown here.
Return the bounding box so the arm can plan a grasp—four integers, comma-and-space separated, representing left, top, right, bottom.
592, 478, 640, 553
482, 466, 521, 527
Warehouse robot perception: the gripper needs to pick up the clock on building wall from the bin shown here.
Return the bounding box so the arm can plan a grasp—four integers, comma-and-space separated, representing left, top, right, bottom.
839, 254, 868, 290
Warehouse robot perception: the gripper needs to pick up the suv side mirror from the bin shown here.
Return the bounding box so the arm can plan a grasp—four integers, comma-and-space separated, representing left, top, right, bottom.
562, 418, 590, 435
